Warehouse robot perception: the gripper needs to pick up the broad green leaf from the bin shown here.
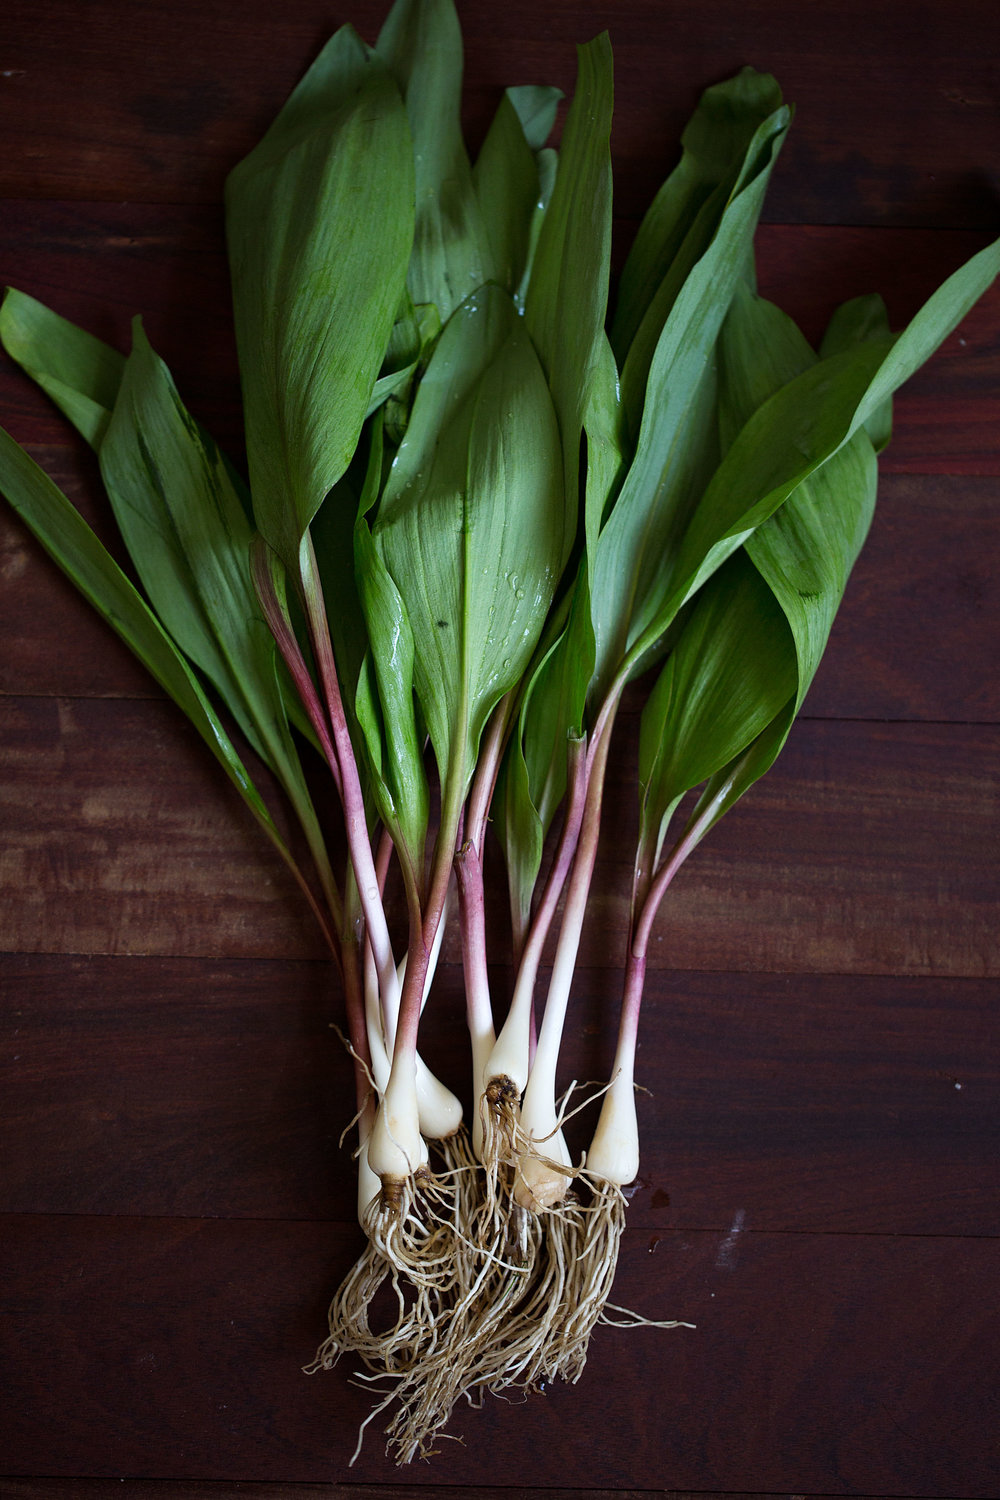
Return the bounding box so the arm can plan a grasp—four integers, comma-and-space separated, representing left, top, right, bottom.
373, 284, 564, 802
351, 415, 429, 870
584, 105, 790, 710
720, 283, 881, 712
365, 292, 442, 423
524, 32, 614, 529
495, 326, 625, 920
0, 289, 255, 521
495, 566, 592, 930
637, 549, 798, 868
472, 83, 562, 306
100, 321, 304, 779
494, 712, 545, 950
473, 91, 545, 297
611, 67, 783, 367
820, 293, 894, 451
642, 289, 883, 877
718, 278, 815, 449
354, 527, 429, 873
0, 426, 293, 858
0, 287, 124, 446
615, 79, 788, 430
376, 0, 494, 322
490, 27, 614, 908
516, 146, 558, 314
621, 232, 1000, 691
226, 24, 414, 571
506, 84, 562, 151
311, 469, 375, 738
0, 292, 319, 746
749, 432, 878, 707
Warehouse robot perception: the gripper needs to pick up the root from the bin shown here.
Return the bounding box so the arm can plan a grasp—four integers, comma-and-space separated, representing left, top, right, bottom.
311, 1130, 692, 1465
364, 1168, 460, 1295
477, 1075, 522, 1212
306, 1146, 467, 1384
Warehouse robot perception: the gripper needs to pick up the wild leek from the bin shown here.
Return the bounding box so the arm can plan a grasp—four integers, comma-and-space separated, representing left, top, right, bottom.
2, 0, 997, 1465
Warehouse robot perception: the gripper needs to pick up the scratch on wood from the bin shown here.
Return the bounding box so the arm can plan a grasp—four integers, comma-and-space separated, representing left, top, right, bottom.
715, 1208, 747, 1270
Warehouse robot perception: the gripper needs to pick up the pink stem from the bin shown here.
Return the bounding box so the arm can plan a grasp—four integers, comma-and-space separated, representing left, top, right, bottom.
455, 839, 493, 1041
251, 537, 342, 798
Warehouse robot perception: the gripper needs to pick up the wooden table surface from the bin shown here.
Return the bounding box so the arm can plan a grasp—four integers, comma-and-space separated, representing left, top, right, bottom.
1, 2, 998, 1496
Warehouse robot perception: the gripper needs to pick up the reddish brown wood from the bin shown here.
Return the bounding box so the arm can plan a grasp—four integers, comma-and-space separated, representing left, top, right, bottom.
2, 210, 997, 473
0, 1486, 798, 1500
4, 461, 998, 719
0, 1487, 820, 1500
1, 2, 998, 1496
1, 1214, 996, 1494
2, 955, 996, 1236
3, 0, 999, 232
2, 696, 994, 976
809, 472, 1000, 723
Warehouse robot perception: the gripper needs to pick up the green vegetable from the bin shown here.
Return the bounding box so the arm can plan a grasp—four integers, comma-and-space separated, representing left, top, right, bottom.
2, 0, 996, 1464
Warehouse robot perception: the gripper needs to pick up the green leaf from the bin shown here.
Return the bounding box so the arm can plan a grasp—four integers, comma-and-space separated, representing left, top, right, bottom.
473, 91, 545, 297
720, 283, 882, 713
820, 293, 894, 451
614, 74, 788, 429
225, 23, 414, 572
622, 232, 1000, 691
643, 287, 883, 874
524, 32, 614, 528
584, 104, 790, 710
373, 283, 564, 801
349, 414, 429, 869
718, 278, 815, 449
376, 0, 494, 323
637, 549, 798, 868
494, 325, 626, 920
98, 322, 291, 769
0, 287, 124, 446
0, 426, 292, 856
506, 84, 562, 151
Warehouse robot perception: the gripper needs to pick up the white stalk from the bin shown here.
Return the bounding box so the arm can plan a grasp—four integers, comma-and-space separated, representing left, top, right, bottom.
470, 1014, 496, 1161
483, 962, 533, 1094
355, 1113, 381, 1227
366, 1050, 425, 1185
486, 736, 589, 1097
454, 838, 497, 1159
365, 890, 462, 1140
364, 942, 391, 1094
513, 732, 609, 1209
513, 926, 579, 1209
515, 1050, 573, 1210
415, 1052, 463, 1139
585, 1048, 639, 1185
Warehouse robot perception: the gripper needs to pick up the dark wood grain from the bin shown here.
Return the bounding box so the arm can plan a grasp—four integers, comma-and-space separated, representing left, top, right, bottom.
0, 1488, 832, 1500
2, 209, 997, 472
2, 955, 996, 1236
2, 697, 995, 975
0, 1486, 831, 1500
5, 459, 999, 719
3, 0, 1000, 232
2, 1215, 997, 1494
2, 1, 998, 1497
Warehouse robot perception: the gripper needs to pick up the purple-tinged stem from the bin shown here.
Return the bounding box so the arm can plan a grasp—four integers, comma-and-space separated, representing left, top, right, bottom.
465, 693, 514, 857
298, 534, 399, 1019
456, 838, 497, 1157
484, 733, 590, 1091
455, 839, 495, 1047
251, 536, 342, 799
602, 786, 712, 1115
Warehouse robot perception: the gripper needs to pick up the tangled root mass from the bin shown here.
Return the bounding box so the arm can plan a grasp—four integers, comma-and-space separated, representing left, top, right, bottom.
307, 1122, 690, 1464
